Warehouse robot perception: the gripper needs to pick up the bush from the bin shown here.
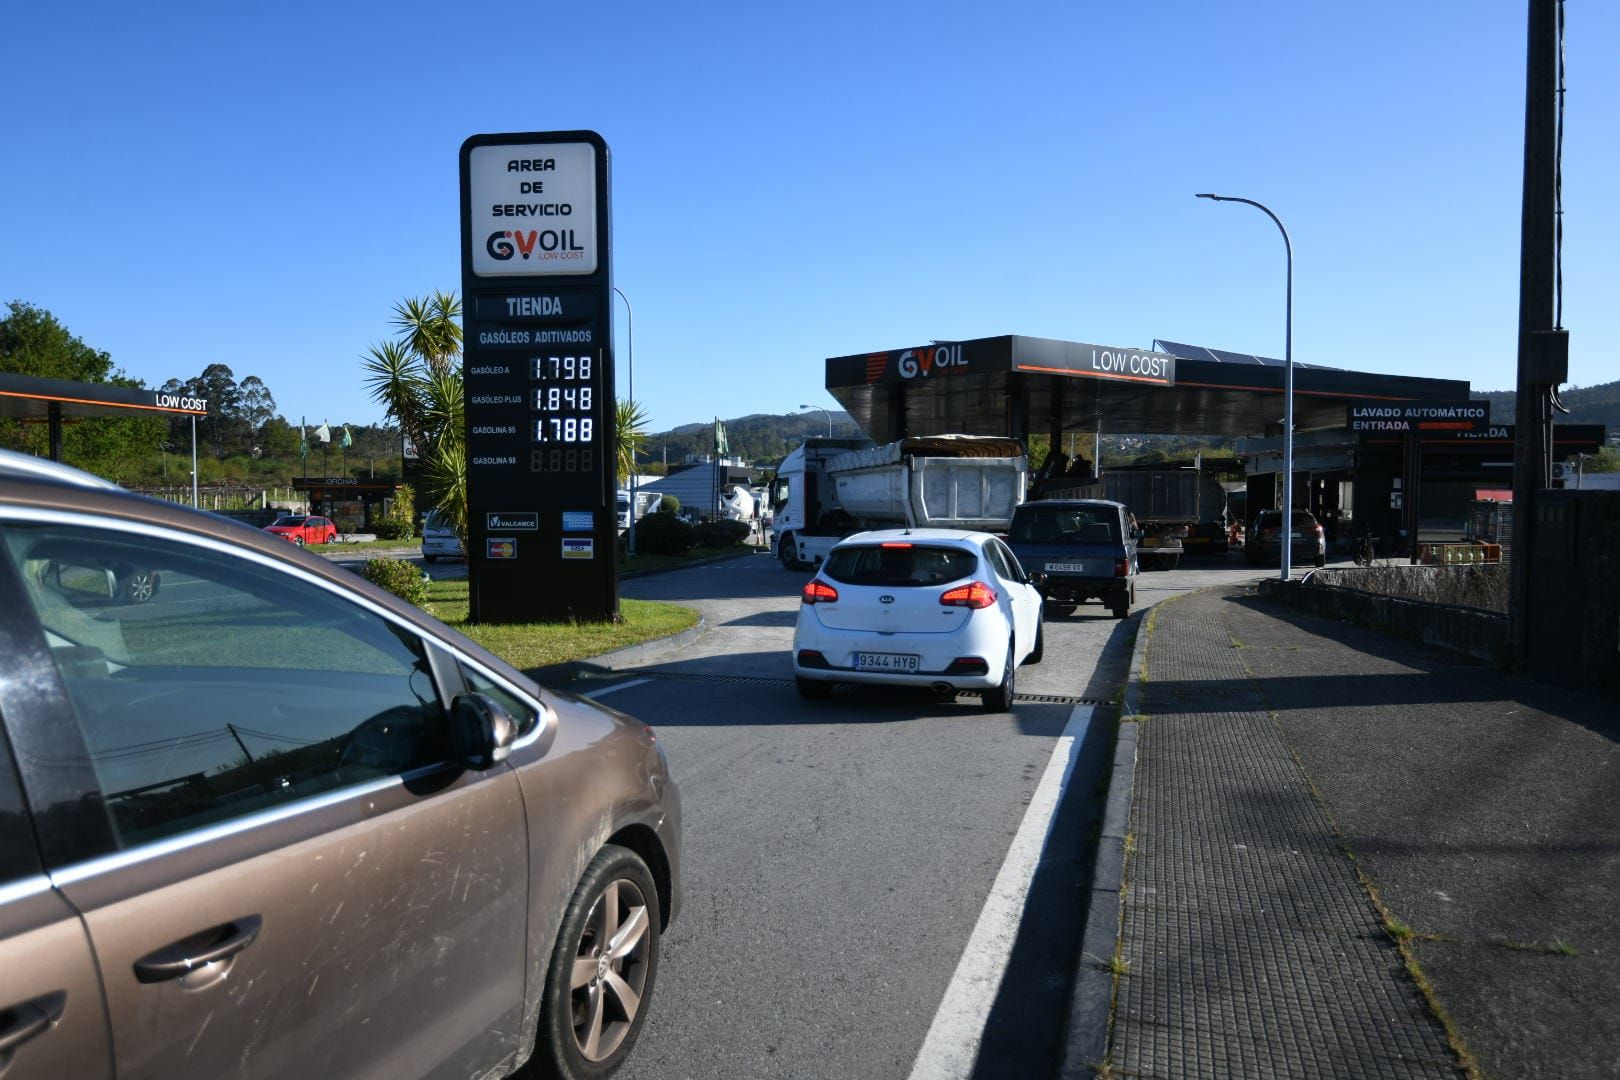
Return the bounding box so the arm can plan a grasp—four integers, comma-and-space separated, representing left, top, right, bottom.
657, 494, 680, 514
361, 557, 427, 606
374, 484, 416, 540
635, 512, 695, 555
693, 519, 751, 548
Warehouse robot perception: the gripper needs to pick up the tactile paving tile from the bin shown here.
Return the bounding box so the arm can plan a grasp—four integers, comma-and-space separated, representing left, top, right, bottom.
1110, 593, 1461, 1079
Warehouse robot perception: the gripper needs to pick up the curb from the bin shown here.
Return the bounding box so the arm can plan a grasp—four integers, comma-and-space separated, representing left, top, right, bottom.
527, 613, 709, 687
1059, 610, 1150, 1078
619, 547, 763, 579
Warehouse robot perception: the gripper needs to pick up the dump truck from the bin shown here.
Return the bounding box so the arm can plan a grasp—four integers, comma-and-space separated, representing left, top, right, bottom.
1045, 463, 1230, 569
770, 435, 1028, 569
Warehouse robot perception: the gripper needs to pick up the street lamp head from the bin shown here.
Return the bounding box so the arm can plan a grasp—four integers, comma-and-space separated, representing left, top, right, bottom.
1195, 193, 1223, 201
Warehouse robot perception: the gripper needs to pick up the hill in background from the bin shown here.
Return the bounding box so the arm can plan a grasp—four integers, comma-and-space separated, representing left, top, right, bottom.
1478, 379, 1619, 431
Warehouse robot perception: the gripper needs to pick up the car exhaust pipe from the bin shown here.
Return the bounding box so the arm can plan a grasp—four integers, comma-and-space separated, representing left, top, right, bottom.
931, 682, 954, 695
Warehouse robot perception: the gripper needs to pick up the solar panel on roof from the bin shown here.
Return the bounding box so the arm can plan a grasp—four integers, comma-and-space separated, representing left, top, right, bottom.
1153, 339, 1338, 372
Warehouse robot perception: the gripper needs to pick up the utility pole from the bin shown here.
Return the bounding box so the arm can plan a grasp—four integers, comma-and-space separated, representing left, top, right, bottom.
1509, 0, 1566, 671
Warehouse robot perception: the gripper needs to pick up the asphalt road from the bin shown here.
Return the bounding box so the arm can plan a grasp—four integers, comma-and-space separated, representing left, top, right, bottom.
574, 550, 1308, 1080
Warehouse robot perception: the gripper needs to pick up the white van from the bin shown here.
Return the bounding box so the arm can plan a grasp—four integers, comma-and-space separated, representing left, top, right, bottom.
420, 510, 465, 563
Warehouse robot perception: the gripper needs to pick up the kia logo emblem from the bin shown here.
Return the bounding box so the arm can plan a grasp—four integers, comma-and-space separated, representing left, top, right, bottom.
879, 595, 895, 604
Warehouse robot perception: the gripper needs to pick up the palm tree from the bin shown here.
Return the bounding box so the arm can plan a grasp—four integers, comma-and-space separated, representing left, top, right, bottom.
361, 340, 426, 449
363, 292, 468, 540
391, 292, 463, 377
616, 399, 649, 485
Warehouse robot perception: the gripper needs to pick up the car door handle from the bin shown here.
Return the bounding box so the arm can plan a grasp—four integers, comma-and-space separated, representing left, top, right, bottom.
0, 991, 66, 1054
133, 915, 263, 984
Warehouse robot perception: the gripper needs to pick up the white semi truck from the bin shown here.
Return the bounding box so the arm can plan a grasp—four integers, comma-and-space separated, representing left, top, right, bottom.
769, 435, 1029, 569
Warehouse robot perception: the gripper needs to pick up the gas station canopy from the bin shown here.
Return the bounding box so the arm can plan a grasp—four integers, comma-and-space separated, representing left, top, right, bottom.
0, 371, 208, 461
825, 335, 1472, 443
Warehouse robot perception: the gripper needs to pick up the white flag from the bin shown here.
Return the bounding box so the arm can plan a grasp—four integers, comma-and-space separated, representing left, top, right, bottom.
314, 422, 332, 444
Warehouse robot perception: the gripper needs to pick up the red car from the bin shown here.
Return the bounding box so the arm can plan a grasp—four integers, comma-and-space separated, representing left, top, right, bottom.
264, 514, 339, 546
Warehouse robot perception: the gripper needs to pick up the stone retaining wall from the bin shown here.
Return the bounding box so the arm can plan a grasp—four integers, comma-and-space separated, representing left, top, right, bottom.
1258, 577, 1509, 666
1305, 562, 1509, 614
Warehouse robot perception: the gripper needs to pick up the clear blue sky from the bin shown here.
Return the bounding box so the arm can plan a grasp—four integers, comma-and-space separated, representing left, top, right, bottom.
4, 1, 1615, 434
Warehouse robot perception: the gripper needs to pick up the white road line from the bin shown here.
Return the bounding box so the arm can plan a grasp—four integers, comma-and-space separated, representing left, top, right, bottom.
908, 703, 1094, 1080
580, 678, 654, 700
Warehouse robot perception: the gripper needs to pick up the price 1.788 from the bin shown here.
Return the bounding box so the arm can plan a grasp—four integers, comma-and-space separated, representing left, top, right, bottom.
533, 418, 595, 443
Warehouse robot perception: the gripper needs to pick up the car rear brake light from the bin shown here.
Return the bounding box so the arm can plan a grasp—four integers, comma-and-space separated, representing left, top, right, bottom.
880, 541, 913, 549
797, 649, 830, 669
1114, 559, 1129, 577
802, 580, 839, 604
946, 657, 989, 676
940, 581, 996, 609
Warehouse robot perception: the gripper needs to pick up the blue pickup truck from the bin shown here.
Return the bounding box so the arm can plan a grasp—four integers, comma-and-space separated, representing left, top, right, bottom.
1006, 498, 1137, 619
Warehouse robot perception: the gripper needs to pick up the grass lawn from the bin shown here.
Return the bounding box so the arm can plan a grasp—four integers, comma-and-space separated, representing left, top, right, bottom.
423, 578, 699, 671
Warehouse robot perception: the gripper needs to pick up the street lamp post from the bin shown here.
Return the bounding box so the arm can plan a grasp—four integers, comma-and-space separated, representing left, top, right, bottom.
1197, 193, 1294, 581
614, 286, 637, 556
800, 404, 832, 437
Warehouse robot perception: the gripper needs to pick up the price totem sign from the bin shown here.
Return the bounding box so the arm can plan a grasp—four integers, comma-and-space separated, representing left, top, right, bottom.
459, 131, 616, 622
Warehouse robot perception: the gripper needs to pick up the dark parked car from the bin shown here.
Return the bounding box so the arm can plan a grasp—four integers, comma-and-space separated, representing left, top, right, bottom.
1246, 508, 1328, 567
0, 449, 680, 1079
1006, 498, 1137, 619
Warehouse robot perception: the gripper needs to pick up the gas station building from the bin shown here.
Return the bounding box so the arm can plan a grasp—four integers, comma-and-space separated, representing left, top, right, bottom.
824, 334, 1605, 548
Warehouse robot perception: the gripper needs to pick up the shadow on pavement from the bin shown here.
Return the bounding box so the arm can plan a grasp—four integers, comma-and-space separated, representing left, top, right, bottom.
595, 649, 1074, 736
971, 705, 1119, 1080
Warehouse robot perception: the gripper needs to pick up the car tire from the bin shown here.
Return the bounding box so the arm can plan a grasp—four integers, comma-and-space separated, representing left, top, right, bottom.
778, 532, 797, 570
119, 569, 159, 603
527, 844, 661, 1080
1315, 554, 1326, 568
1024, 616, 1045, 666
1047, 602, 1077, 618
1112, 592, 1130, 619
293, 535, 305, 547
795, 676, 833, 701
982, 640, 1015, 712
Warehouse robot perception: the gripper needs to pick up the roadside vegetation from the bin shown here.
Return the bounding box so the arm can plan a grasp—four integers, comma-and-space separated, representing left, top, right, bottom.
420, 578, 699, 670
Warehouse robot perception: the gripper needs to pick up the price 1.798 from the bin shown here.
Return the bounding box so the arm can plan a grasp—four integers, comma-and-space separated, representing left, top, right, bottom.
530, 355, 593, 381
533, 418, 595, 443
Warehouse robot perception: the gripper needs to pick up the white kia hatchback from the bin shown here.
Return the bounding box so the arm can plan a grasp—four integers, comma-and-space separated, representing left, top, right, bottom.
791, 529, 1045, 710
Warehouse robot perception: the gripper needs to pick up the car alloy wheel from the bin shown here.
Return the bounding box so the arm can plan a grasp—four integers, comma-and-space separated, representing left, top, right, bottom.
533, 844, 660, 1078
292, 535, 305, 546
123, 571, 157, 603
571, 878, 650, 1061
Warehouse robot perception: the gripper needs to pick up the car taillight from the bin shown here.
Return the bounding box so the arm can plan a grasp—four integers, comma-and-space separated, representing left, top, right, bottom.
1315, 525, 1325, 537
802, 580, 839, 604
940, 581, 997, 609
1114, 559, 1129, 577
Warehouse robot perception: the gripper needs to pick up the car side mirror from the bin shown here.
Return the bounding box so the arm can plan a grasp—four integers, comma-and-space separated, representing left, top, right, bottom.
451, 692, 517, 769
1026, 570, 1048, 587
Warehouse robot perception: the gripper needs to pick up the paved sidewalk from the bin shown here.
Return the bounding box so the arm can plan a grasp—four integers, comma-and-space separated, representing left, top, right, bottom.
1102, 584, 1620, 1080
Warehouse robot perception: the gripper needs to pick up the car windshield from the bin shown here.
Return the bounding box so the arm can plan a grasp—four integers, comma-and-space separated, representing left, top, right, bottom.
1009, 506, 1119, 544
272, 516, 307, 527
821, 544, 977, 587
